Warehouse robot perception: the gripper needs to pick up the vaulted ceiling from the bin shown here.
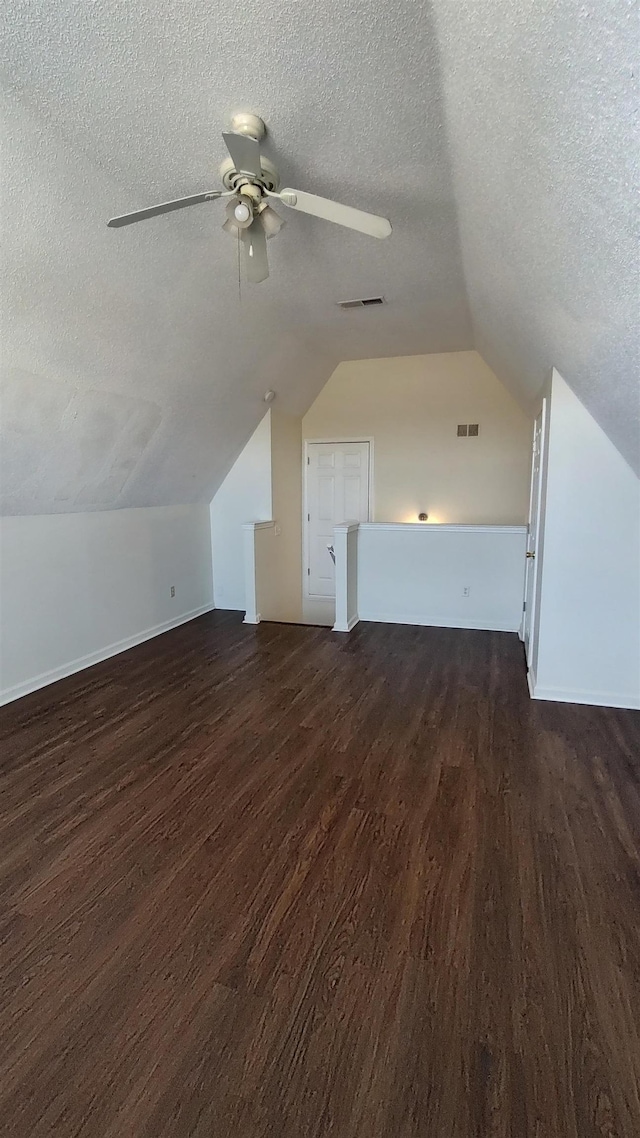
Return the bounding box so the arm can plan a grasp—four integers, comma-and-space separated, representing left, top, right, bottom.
433, 0, 639, 474
1, 1, 637, 514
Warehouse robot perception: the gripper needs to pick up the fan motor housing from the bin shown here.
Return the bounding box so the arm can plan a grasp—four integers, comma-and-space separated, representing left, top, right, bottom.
219, 156, 280, 195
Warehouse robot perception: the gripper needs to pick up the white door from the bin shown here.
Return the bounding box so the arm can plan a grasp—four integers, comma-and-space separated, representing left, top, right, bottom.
522, 400, 548, 666
306, 441, 370, 597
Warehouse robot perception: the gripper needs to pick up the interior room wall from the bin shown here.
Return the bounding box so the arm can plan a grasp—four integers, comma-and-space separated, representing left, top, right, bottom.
0, 504, 213, 704
357, 524, 527, 631
268, 410, 303, 623
210, 408, 302, 622
531, 370, 640, 709
210, 413, 272, 611
302, 351, 532, 525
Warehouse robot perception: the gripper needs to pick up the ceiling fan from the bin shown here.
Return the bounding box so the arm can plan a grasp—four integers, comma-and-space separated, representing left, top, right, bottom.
107, 113, 392, 283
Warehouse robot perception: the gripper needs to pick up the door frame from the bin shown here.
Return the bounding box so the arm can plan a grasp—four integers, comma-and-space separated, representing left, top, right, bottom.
520, 398, 548, 667
302, 437, 374, 600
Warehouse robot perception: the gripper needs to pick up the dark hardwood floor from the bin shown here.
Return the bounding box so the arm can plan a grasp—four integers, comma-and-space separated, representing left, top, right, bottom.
1, 611, 639, 1137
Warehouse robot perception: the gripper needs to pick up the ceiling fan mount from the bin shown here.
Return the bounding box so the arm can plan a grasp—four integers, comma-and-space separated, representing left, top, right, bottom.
227, 111, 266, 141
107, 111, 392, 284
219, 154, 280, 194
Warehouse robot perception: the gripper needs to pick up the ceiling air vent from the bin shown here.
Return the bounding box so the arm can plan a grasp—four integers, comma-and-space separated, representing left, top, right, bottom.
337, 296, 385, 309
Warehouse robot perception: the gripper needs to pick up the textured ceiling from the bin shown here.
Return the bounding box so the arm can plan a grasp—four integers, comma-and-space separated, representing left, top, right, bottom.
432, 0, 639, 473
1, 1, 637, 514
0, 0, 470, 513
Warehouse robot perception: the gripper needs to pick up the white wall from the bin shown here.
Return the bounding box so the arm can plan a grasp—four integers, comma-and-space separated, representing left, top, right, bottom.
254, 523, 282, 624
243, 519, 302, 626
302, 351, 532, 525
0, 505, 213, 704
531, 371, 640, 709
333, 523, 359, 633
210, 413, 272, 610
211, 409, 304, 622
357, 524, 527, 632
269, 411, 303, 622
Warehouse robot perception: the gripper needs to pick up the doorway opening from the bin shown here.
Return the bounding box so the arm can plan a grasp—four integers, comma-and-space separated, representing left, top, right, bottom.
303, 439, 372, 624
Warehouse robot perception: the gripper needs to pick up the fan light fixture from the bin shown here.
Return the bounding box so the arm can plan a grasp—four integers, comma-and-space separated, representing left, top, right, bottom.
258, 204, 285, 238
107, 113, 392, 284
225, 196, 253, 230
234, 201, 251, 224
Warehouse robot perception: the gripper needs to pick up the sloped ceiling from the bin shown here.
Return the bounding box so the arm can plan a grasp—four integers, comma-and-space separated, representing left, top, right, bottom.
1, 1, 637, 515
432, 0, 639, 475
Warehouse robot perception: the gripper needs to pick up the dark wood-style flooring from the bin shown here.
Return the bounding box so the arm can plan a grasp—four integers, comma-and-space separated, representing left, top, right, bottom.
1, 611, 639, 1137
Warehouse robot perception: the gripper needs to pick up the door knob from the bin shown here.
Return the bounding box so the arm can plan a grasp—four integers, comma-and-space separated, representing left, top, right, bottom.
526, 551, 535, 559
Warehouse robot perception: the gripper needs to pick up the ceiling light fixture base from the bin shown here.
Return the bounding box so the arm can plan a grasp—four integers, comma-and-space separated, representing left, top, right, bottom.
230, 112, 266, 142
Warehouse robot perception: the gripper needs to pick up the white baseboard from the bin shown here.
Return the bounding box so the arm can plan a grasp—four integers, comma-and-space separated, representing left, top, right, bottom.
243, 612, 261, 625
529, 681, 640, 711
0, 603, 215, 706
358, 611, 520, 633
332, 615, 360, 633
527, 668, 536, 698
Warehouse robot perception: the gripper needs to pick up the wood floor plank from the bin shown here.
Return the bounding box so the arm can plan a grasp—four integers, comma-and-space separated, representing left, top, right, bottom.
1, 611, 639, 1136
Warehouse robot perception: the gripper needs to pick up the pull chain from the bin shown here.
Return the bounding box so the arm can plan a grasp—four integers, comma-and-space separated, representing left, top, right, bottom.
237, 227, 242, 303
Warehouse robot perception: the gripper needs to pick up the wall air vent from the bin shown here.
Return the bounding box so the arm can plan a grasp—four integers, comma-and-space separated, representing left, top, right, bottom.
337, 296, 385, 309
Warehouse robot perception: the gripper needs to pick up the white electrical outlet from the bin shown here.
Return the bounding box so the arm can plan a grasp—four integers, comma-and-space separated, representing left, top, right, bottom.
170, 585, 175, 598
463, 586, 470, 597
274, 524, 282, 536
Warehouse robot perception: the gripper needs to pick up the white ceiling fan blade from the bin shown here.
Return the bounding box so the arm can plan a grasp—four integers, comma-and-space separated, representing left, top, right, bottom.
107, 191, 224, 228
222, 131, 263, 178
241, 220, 269, 283
276, 188, 392, 239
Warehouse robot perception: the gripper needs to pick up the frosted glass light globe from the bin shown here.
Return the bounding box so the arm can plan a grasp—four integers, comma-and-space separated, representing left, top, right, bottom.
234, 201, 251, 223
